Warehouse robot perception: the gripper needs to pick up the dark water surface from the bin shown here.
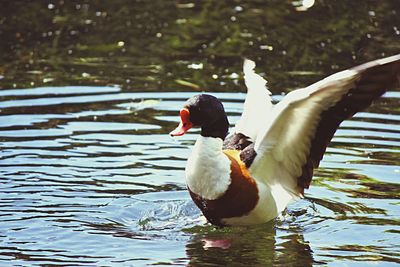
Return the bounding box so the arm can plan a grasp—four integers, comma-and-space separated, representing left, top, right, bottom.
1, 1, 399, 266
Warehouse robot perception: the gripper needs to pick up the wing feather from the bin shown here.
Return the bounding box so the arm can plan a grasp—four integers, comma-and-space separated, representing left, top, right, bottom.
250, 54, 400, 196
233, 59, 273, 141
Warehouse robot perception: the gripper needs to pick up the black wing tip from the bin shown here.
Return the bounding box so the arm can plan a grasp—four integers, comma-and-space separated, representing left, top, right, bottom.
352, 54, 400, 74
297, 54, 400, 193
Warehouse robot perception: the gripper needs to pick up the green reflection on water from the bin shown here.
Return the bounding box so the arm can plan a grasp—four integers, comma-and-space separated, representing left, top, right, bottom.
1, 1, 399, 267
1, 1, 399, 92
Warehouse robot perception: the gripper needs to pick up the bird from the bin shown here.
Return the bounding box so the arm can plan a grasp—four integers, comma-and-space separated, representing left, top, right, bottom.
169, 55, 400, 226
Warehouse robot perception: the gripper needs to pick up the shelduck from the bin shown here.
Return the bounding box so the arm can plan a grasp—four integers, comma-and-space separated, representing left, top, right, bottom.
170, 55, 400, 226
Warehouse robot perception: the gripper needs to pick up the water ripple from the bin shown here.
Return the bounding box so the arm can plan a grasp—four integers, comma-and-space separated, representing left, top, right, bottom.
0, 87, 399, 266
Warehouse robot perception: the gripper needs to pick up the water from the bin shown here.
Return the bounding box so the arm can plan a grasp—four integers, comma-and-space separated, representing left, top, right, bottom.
1, 1, 400, 266
1, 87, 399, 266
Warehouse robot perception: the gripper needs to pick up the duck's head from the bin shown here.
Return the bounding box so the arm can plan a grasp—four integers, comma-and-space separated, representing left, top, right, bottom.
169, 94, 229, 140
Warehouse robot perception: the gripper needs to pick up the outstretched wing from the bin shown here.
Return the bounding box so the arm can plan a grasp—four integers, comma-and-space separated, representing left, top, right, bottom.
224, 59, 273, 150
233, 59, 273, 141
250, 54, 400, 196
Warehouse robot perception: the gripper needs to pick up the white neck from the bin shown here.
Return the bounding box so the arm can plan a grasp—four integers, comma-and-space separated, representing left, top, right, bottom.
185, 136, 231, 200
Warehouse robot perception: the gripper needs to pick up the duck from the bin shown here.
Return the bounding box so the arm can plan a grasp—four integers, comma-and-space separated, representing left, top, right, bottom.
170, 54, 400, 226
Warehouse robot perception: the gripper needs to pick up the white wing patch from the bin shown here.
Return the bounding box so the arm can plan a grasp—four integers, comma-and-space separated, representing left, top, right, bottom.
234, 59, 273, 140
250, 69, 359, 196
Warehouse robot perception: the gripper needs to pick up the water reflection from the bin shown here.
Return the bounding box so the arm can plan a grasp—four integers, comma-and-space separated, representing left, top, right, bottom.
186, 224, 278, 266
1, 86, 399, 265
185, 210, 323, 266
1, 0, 400, 265
1, 1, 399, 92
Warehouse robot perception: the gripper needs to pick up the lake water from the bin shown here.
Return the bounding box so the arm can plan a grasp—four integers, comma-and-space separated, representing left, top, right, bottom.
1, 1, 399, 266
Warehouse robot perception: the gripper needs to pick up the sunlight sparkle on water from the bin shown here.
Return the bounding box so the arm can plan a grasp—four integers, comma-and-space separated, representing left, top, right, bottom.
294, 0, 315, 11
302, 0, 315, 9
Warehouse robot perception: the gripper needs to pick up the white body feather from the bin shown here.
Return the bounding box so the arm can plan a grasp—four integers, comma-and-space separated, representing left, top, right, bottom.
185, 136, 231, 200
186, 137, 292, 225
